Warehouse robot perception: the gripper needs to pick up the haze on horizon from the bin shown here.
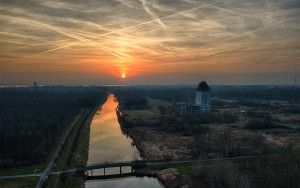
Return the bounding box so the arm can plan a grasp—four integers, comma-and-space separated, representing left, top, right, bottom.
0, 0, 299, 85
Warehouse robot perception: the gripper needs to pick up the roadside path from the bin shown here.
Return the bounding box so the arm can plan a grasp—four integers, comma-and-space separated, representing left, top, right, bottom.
0, 153, 293, 180
0, 173, 41, 180
35, 111, 84, 188
53, 153, 285, 175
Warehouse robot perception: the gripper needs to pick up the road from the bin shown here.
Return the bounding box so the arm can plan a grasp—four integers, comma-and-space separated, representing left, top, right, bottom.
53, 153, 285, 176
35, 111, 84, 188
0, 153, 290, 181
0, 173, 41, 180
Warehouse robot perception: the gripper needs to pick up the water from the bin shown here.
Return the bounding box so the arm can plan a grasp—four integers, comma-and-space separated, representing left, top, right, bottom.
85, 94, 163, 188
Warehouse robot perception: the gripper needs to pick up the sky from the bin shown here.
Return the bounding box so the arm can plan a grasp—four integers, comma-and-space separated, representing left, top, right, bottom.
0, 0, 299, 85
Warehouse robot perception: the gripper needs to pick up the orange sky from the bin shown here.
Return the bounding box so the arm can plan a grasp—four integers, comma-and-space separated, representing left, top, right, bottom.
0, 0, 299, 85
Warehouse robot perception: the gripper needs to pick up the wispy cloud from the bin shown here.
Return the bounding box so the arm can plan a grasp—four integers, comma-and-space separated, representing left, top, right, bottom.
138, 0, 166, 28
0, 0, 299, 84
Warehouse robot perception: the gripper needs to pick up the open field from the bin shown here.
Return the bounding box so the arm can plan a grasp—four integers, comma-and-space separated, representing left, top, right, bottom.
0, 177, 39, 188
0, 164, 45, 177
121, 97, 299, 160
118, 91, 300, 188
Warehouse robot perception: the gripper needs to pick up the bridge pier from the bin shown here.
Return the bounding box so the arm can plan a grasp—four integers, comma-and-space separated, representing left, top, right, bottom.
119, 166, 122, 174
103, 167, 106, 175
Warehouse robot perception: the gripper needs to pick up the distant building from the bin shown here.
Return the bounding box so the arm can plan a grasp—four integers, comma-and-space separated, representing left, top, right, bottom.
33, 82, 37, 87
172, 81, 211, 115
171, 101, 193, 115
195, 81, 211, 112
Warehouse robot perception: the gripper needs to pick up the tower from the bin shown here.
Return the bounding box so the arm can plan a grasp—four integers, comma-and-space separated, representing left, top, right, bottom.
195, 81, 211, 112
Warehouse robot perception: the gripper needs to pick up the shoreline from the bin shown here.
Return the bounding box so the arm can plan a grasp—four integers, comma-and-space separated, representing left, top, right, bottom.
55, 98, 106, 188
117, 109, 148, 160
117, 108, 191, 188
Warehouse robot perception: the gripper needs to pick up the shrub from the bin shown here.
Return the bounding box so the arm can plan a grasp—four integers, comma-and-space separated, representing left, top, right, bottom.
245, 117, 289, 130
222, 111, 238, 123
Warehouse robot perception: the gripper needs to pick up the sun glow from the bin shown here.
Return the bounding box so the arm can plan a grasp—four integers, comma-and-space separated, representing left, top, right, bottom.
121, 73, 126, 79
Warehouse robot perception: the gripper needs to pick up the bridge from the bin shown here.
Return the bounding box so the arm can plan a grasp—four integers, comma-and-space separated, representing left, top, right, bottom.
0, 153, 286, 181
51, 159, 204, 180
51, 154, 280, 179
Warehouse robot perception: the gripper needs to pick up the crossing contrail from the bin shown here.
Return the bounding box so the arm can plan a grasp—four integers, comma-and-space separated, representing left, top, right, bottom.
2, 15, 128, 58
138, 0, 166, 28
99, 1, 222, 36
24, 1, 222, 57
144, 15, 300, 67
202, 15, 299, 49
25, 42, 78, 58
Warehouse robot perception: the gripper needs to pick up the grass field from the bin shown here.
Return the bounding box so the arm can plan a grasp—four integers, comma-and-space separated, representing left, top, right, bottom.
0, 163, 45, 177
123, 98, 169, 120
0, 177, 39, 188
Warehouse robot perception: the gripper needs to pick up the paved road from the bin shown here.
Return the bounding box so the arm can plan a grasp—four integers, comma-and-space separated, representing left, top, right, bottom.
53, 153, 285, 176
35, 111, 84, 188
0, 173, 41, 180
0, 153, 288, 180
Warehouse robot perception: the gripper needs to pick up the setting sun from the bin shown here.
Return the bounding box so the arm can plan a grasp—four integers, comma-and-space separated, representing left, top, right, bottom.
0, 0, 299, 85
0, 1, 299, 188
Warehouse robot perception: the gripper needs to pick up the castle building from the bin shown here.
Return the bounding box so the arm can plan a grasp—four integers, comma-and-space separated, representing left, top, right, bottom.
195, 81, 211, 112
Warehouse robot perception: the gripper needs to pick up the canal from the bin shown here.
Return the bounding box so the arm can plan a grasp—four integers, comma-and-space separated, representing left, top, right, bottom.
85, 94, 163, 188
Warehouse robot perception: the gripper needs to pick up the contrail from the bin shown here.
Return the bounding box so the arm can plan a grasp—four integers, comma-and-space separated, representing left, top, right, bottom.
188, 46, 300, 60
99, 1, 222, 36
202, 15, 299, 49
22, 1, 222, 57
138, 0, 166, 28
0, 31, 44, 41
0, 39, 28, 46
3, 15, 127, 58
16, 39, 70, 49
210, 4, 260, 20
150, 15, 300, 66
25, 42, 78, 58
1, 39, 75, 57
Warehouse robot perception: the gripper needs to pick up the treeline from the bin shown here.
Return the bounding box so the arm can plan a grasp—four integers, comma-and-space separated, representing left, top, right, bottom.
117, 88, 294, 159
193, 152, 300, 188
214, 85, 300, 101
113, 85, 300, 102
0, 86, 106, 168
114, 87, 148, 109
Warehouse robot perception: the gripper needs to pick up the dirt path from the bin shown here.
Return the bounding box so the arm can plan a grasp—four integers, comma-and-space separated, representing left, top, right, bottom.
35, 111, 84, 188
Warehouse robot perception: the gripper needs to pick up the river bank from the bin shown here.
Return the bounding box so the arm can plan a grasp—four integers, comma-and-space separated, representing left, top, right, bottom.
117, 98, 195, 161
85, 94, 163, 188
48, 95, 107, 188
117, 95, 300, 188
44, 108, 95, 188
60, 108, 98, 188
121, 126, 194, 160
61, 93, 111, 188
117, 98, 194, 188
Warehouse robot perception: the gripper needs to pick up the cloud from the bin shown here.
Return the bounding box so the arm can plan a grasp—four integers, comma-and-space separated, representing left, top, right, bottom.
138, 0, 166, 28
0, 0, 299, 84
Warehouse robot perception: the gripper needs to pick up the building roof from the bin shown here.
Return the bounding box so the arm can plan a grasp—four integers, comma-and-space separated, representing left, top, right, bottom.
197, 81, 211, 91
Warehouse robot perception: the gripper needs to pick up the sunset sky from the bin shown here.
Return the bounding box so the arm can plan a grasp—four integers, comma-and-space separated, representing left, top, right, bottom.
0, 0, 299, 85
